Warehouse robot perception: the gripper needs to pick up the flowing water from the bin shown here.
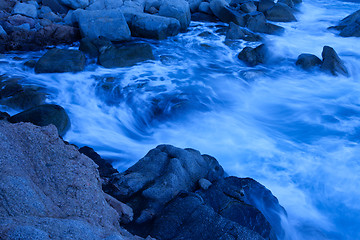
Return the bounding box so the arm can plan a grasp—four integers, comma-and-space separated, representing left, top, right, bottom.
1, 0, 360, 239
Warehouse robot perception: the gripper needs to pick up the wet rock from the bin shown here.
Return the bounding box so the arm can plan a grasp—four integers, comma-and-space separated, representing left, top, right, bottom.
240, 1, 257, 13
245, 11, 284, 34
210, 0, 245, 25
35, 48, 85, 73
12, 2, 37, 18
159, 0, 191, 31
24, 59, 37, 68
295, 53, 322, 70
150, 192, 265, 240
108, 145, 225, 225
186, 0, 201, 13
191, 12, 218, 22
79, 37, 113, 57
125, 12, 180, 40
238, 44, 268, 66
226, 22, 262, 41
265, 2, 296, 22
257, 0, 275, 13
278, 0, 294, 8
330, 9, 360, 37
320, 46, 349, 76
42, 0, 69, 14
98, 43, 155, 68
9, 104, 71, 136
78, 9, 131, 41
198, 2, 211, 15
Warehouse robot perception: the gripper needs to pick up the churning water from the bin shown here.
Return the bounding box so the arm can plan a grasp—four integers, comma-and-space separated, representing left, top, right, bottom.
1, 0, 360, 239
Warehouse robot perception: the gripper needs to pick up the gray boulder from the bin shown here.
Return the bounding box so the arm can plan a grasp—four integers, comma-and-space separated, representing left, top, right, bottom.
98, 43, 155, 68
265, 2, 296, 22
59, 0, 90, 9
210, 0, 245, 25
295, 53, 322, 70
35, 48, 86, 73
9, 104, 70, 136
12, 2, 38, 18
245, 12, 284, 34
159, 0, 191, 31
78, 9, 131, 41
108, 145, 225, 223
124, 11, 180, 40
238, 44, 268, 66
320, 46, 349, 76
226, 22, 262, 41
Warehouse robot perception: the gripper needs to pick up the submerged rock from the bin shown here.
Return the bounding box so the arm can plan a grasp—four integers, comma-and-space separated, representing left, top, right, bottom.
320, 46, 348, 76
238, 44, 268, 66
226, 22, 262, 41
35, 48, 86, 73
265, 2, 296, 22
9, 104, 70, 136
296, 53, 322, 70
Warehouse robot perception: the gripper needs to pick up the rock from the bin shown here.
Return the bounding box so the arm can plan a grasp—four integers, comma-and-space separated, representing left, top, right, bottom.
0, 110, 10, 120
150, 192, 265, 240
59, 0, 90, 9
226, 22, 262, 41
0, 120, 135, 240
8, 104, 70, 136
0, 25, 6, 35
331, 9, 360, 37
240, 1, 257, 13
86, 0, 124, 10
159, 0, 191, 31
198, 2, 211, 15
257, 0, 275, 13
7, 14, 36, 29
245, 12, 284, 34
78, 9, 131, 41
79, 37, 113, 57
0, 87, 46, 110
186, 0, 202, 13
293, 0, 301, 3
24, 59, 37, 68
320, 46, 349, 76
79, 146, 118, 179
42, 0, 69, 14
237, 44, 268, 66
105, 193, 134, 224
108, 145, 225, 225
12, 2, 37, 18
98, 43, 155, 68
35, 24, 80, 46
191, 12, 218, 22
198, 178, 212, 190
210, 0, 245, 25
41, 11, 63, 22
124, 12, 180, 40
278, 0, 294, 8
35, 48, 85, 73
295, 53, 322, 70
265, 2, 296, 22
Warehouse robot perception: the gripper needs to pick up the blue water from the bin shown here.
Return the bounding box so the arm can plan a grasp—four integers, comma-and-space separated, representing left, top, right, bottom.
1, 0, 360, 239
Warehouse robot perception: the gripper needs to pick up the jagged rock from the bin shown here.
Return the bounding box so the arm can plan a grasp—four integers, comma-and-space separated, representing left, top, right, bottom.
35, 48, 85, 73
245, 11, 284, 34
210, 0, 245, 25
98, 43, 155, 68
320, 46, 349, 76
296, 53, 322, 70
265, 2, 296, 22
238, 44, 268, 66
78, 9, 131, 41
226, 22, 262, 41
12, 2, 37, 18
108, 145, 225, 225
330, 9, 360, 37
159, 0, 191, 31
9, 104, 71, 136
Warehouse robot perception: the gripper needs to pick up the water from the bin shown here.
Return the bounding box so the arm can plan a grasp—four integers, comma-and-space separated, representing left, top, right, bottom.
1, 0, 360, 239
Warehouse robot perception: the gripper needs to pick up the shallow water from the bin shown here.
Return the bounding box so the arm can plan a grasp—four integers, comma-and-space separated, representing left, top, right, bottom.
1, 0, 360, 239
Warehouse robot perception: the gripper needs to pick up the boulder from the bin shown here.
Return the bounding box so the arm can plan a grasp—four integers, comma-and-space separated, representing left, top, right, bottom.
226, 22, 262, 41
278, 0, 294, 8
245, 12, 284, 34
237, 44, 268, 66
257, 0, 275, 12
86, 0, 124, 10
265, 2, 296, 22
12, 2, 37, 18
0, 121, 137, 240
59, 0, 90, 9
7, 14, 36, 29
198, 2, 212, 15
8, 104, 70, 136
35, 48, 85, 73
331, 9, 360, 37
295, 53, 322, 70
191, 12, 219, 22
210, 0, 245, 25
78, 9, 131, 41
159, 0, 191, 31
124, 12, 180, 40
108, 145, 225, 224
186, 0, 202, 13
320, 46, 349, 76
240, 1, 257, 13
43, 0, 69, 14
98, 43, 155, 68
34, 24, 80, 46
79, 37, 113, 57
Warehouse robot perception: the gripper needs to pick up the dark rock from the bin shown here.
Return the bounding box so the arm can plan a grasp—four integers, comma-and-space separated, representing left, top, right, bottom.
35, 48, 86, 73
238, 44, 268, 66
158, 0, 191, 31
98, 43, 155, 68
331, 10, 360, 37
245, 11, 284, 34
7, 14, 36, 28
293, 0, 302, 3
240, 1, 257, 13
278, 0, 294, 8
0, 87, 46, 110
186, 0, 202, 13
34, 24, 80, 46
150, 192, 265, 240
265, 3, 296, 22
79, 146, 118, 179
108, 145, 225, 225
24, 59, 36, 68
12, 2, 37, 18
320, 46, 349, 76
210, 0, 245, 26
0, 110, 9, 120
226, 22, 262, 41
191, 12, 219, 22
42, 0, 69, 14
198, 2, 212, 15
295, 53, 322, 70
257, 0, 275, 13
9, 104, 70, 136
79, 38, 100, 57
